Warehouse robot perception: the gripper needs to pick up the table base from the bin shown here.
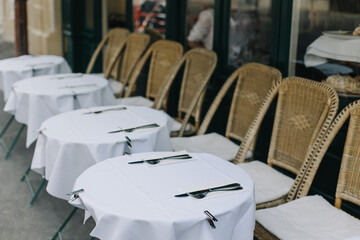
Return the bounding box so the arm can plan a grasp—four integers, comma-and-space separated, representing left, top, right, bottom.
0, 116, 26, 160
21, 164, 47, 207
50, 207, 78, 240
0, 116, 14, 153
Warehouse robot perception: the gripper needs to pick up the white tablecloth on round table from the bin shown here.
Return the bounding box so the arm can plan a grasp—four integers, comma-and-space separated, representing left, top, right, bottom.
4, 74, 116, 147
31, 106, 173, 200
70, 152, 255, 240
0, 55, 71, 100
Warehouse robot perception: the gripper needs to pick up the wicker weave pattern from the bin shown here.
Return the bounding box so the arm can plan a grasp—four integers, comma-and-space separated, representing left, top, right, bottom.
110, 33, 150, 97
234, 77, 338, 208
227, 64, 282, 143
268, 79, 335, 174
294, 100, 360, 204
191, 63, 281, 141
256, 101, 360, 240
146, 41, 183, 99
338, 107, 360, 206
152, 48, 217, 136
177, 49, 217, 130
124, 40, 183, 98
254, 222, 280, 240
86, 28, 130, 77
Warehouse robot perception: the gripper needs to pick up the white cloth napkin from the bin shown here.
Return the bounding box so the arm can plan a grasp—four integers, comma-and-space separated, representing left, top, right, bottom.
304, 35, 360, 67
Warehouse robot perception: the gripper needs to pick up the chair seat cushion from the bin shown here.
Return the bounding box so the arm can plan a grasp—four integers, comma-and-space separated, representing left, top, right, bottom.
171, 119, 191, 132
116, 96, 154, 107
91, 73, 123, 94
239, 161, 294, 204
256, 195, 360, 239
171, 132, 252, 161
109, 79, 123, 94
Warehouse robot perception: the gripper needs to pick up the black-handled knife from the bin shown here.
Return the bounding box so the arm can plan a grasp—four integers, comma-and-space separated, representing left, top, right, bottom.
174, 183, 242, 197
128, 154, 191, 164
108, 123, 159, 133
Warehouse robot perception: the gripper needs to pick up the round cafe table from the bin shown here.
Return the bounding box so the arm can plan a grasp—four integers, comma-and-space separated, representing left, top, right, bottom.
4, 73, 116, 147
0, 55, 71, 101
70, 152, 255, 240
31, 106, 173, 200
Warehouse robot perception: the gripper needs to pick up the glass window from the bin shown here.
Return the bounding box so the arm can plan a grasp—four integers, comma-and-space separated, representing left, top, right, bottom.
133, 0, 166, 37
85, 0, 94, 30
186, 0, 215, 50
289, 0, 360, 97
228, 0, 272, 67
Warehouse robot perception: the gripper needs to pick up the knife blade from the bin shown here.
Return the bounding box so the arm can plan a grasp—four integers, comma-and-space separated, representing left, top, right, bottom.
108, 123, 159, 134
128, 154, 191, 164
174, 183, 242, 197
83, 106, 127, 114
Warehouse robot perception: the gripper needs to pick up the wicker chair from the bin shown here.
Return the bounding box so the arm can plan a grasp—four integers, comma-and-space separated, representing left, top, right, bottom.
151, 48, 217, 136
104, 33, 150, 98
171, 63, 282, 161
85, 28, 130, 94
255, 100, 360, 239
233, 77, 339, 210
116, 39, 183, 107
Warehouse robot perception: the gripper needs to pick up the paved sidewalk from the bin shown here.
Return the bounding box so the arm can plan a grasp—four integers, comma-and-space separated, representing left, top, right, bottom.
0, 36, 96, 239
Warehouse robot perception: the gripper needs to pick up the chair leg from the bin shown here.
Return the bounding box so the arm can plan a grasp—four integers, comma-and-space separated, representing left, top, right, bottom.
21, 165, 47, 207
0, 115, 15, 152
50, 207, 78, 240
4, 124, 25, 160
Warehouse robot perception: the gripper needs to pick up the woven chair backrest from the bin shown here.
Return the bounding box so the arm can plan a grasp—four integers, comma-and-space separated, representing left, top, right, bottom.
267, 77, 338, 175
86, 28, 129, 76
177, 48, 217, 128
118, 33, 150, 85
103, 28, 130, 78
124, 39, 183, 99
194, 63, 281, 140
294, 100, 360, 208
226, 63, 282, 143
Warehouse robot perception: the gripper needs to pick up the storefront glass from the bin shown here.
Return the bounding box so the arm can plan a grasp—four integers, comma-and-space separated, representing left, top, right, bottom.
228, 0, 272, 67
186, 0, 215, 50
289, 0, 360, 97
133, 0, 166, 37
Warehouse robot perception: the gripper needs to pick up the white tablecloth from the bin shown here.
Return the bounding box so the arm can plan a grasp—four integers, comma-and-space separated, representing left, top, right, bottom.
70, 152, 255, 240
304, 35, 360, 67
31, 106, 173, 200
4, 74, 116, 147
0, 55, 71, 100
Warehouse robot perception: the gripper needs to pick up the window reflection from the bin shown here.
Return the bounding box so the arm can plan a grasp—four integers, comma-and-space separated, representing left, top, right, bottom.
85, 0, 94, 30
186, 0, 215, 50
228, 0, 272, 67
289, 0, 360, 97
133, 0, 166, 37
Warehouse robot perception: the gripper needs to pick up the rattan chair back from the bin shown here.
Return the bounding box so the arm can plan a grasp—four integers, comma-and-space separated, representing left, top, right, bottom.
86, 28, 130, 77
268, 78, 339, 174
227, 63, 282, 144
124, 39, 183, 99
180, 63, 281, 140
293, 100, 360, 208
104, 33, 150, 97
234, 77, 339, 205
153, 48, 217, 132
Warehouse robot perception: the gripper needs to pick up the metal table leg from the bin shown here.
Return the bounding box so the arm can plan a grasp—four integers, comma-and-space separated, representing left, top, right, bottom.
0, 115, 15, 152
4, 124, 25, 160
50, 207, 78, 240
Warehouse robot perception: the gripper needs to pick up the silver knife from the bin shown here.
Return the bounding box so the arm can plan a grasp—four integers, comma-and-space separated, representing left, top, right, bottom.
128, 154, 191, 164
174, 183, 242, 197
